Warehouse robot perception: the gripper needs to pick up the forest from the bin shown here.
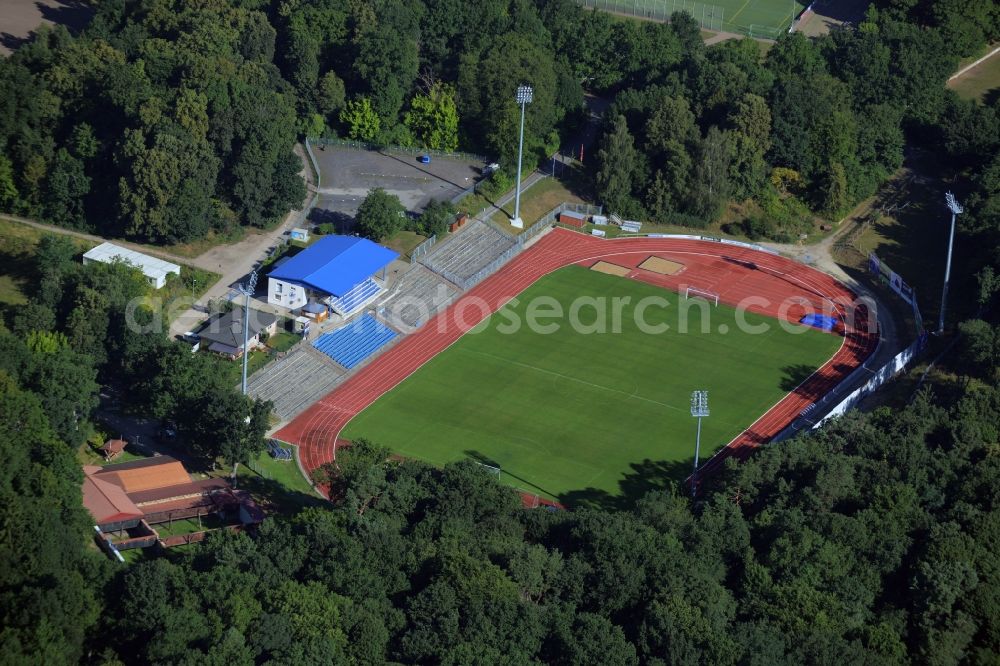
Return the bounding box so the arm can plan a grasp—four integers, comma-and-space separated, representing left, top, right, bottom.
592, 2, 1000, 237
2, 0, 1000, 664
2, 0, 995, 244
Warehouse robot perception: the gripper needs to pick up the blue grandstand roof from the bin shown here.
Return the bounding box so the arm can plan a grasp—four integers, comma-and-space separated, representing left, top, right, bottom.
268, 236, 398, 297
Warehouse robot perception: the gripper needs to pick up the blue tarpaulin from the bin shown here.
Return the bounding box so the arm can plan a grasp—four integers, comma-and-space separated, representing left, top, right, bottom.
800, 313, 838, 332
268, 236, 398, 297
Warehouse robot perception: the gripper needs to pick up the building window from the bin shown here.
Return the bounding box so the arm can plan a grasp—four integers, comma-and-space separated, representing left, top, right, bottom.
275, 282, 283, 294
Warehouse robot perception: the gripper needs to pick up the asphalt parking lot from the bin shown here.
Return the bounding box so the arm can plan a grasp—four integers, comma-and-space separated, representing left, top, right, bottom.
311, 147, 483, 218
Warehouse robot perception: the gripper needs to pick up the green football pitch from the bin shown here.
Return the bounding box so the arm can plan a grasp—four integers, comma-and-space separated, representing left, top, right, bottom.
583, 0, 805, 38
341, 266, 840, 502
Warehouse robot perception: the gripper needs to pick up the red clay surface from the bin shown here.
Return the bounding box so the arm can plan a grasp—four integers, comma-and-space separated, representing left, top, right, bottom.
277, 229, 877, 501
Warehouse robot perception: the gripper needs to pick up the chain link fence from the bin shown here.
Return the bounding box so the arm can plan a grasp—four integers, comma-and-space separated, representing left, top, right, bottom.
524, 202, 604, 241
578, 0, 725, 32
308, 136, 488, 164
410, 234, 438, 263
436, 243, 522, 290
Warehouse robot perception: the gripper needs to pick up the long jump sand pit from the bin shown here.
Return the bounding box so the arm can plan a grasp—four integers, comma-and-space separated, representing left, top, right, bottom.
590, 261, 631, 277
638, 256, 685, 275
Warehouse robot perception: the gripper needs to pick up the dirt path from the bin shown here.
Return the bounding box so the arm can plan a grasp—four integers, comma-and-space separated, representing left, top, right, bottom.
761, 215, 902, 370
0, 213, 195, 265
703, 31, 742, 46
948, 44, 1000, 81
1, 144, 317, 340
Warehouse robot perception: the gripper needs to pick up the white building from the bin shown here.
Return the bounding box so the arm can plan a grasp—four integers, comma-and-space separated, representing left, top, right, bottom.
267, 235, 398, 316
82, 242, 181, 289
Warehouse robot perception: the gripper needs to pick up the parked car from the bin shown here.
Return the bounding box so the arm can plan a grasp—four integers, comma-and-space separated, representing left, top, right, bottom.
483, 162, 500, 175
418, 154, 431, 164
158, 421, 177, 442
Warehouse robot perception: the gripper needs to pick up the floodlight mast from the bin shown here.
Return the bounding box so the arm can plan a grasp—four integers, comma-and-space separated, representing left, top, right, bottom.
240, 270, 259, 395
690, 390, 709, 498
511, 85, 533, 230
938, 192, 963, 334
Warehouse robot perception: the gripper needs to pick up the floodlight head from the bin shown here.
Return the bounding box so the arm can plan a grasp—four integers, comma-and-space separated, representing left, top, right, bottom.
241, 270, 259, 295
945, 191, 963, 215
690, 390, 709, 417
516, 85, 533, 105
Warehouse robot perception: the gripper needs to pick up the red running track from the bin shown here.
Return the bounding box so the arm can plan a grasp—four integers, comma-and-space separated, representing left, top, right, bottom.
277, 229, 878, 498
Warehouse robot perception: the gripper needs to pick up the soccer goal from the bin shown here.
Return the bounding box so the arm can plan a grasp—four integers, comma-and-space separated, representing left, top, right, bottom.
475, 461, 502, 479
685, 286, 720, 306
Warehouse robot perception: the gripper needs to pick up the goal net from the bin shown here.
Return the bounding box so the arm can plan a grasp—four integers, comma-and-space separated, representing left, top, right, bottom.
685, 286, 720, 306
476, 461, 502, 479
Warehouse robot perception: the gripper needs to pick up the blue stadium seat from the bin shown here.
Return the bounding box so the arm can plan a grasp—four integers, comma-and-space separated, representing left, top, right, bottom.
311, 314, 397, 369
330, 278, 381, 316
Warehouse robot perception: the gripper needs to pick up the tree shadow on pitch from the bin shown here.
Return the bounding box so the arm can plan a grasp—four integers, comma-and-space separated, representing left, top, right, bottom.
781, 364, 820, 393
560, 457, 694, 511
464, 449, 560, 500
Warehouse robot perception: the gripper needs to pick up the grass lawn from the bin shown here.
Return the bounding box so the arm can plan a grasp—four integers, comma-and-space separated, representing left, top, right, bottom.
237, 448, 324, 515
342, 265, 841, 505
219, 349, 271, 386
385, 229, 428, 258
488, 176, 588, 232
588, 0, 804, 36
159, 226, 248, 259
949, 49, 1000, 103
120, 548, 153, 564
267, 329, 300, 353
0, 274, 28, 306
0, 216, 216, 323
153, 514, 226, 538
0, 217, 92, 310
830, 151, 962, 328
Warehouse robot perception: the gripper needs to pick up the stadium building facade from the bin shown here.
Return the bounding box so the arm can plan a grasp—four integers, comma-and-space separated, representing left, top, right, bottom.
267, 235, 398, 317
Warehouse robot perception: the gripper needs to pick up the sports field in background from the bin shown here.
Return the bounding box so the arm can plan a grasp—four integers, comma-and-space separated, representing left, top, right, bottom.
341, 266, 840, 502
579, 0, 805, 38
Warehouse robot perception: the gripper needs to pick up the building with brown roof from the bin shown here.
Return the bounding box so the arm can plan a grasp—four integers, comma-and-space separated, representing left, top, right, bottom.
100, 439, 128, 461
82, 456, 265, 543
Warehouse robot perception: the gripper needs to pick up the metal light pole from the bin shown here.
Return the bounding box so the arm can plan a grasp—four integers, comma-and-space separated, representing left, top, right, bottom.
938, 192, 963, 334
239, 270, 259, 395
511, 84, 533, 229
690, 390, 709, 498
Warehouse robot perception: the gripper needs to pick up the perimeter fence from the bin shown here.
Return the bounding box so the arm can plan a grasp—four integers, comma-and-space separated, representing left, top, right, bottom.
578, 0, 726, 31
308, 136, 487, 163
410, 234, 438, 263
577, 0, 793, 39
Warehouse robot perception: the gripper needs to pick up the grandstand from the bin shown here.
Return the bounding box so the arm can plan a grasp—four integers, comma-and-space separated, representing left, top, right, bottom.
267, 235, 399, 317
378, 265, 457, 330
420, 221, 517, 287
312, 314, 398, 369
246, 347, 347, 421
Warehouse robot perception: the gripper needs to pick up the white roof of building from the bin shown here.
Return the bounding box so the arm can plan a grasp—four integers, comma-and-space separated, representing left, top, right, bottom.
83, 242, 180, 281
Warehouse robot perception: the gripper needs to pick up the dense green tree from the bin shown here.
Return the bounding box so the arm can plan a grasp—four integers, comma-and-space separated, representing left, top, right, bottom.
317, 70, 346, 118
355, 187, 405, 241
0, 330, 98, 447
405, 83, 460, 151
352, 17, 419, 123
418, 198, 456, 237
596, 115, 642, 216
340, 97, 382, 142
0, 374, 105, 664
0, 155, 20, 209
688, 126, 732, 220
459, 32, 561, 168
